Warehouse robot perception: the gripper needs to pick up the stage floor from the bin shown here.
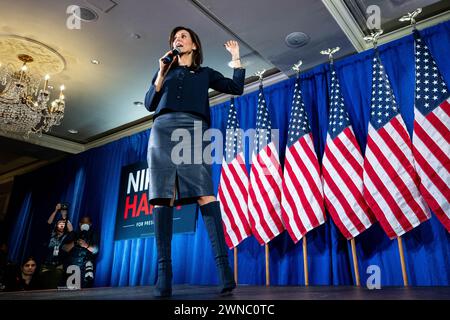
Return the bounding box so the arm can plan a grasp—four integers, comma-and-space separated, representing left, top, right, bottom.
1, 285, 449, 300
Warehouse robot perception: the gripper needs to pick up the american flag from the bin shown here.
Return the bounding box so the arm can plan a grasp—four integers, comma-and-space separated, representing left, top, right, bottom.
362, 53, 430, 239
322, 65, 375, 240
411, 31, 450, 232
247, 85, 285, 245
217, 99, 252, 248
280, 78, 325, 243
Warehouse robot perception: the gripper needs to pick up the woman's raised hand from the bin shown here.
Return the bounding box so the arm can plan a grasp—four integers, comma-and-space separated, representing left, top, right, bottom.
224, 40, 240, 59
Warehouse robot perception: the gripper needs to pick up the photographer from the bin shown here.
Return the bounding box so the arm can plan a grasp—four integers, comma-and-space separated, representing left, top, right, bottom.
40, 219, 71, 288
48, 203, 73, 232
65, 216, 99, 288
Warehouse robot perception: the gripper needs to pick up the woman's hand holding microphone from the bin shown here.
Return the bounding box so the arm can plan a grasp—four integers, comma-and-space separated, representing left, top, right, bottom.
154, 50, 178, 92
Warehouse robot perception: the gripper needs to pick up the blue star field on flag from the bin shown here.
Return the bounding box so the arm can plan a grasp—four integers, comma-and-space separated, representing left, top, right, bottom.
413, 30, 448, 116
225, 98, 243, 162
254, 85, 272, 154
287, 79, 311, 146
369, 55, 400, 130
328, 66, 351, 140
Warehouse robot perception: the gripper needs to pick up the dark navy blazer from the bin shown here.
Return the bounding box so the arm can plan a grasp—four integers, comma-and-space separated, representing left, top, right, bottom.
144, 65, 245, 125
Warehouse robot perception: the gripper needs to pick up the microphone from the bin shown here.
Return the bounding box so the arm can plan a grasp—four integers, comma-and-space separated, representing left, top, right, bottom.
162, 47, 181, 64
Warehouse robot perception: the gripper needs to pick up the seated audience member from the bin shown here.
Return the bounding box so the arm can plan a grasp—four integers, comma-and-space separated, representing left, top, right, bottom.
6, 256, 41, 291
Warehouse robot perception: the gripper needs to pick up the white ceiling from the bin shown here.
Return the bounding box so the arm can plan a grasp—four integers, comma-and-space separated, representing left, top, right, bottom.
0, 0, 355, 143
0, 0, 448, 178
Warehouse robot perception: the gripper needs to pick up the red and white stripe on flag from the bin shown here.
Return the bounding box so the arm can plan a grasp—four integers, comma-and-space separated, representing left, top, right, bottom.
411, 31, 450, 232
322, 66, 374, 240
281, 133, 326, 243
413, 98, 450, 231
363, 115, 431, 239
323, 127, 375, 240
218, 153, 252, 248
363, 55, 430, 239
248, 142, 285, 244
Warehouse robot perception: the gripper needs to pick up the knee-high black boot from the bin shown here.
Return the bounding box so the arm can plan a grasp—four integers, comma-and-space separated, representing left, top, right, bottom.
153, 206, 173, 297
200, 201, 236, 295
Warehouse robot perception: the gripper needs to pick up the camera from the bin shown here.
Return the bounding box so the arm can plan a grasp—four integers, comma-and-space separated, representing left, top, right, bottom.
60, 203, 69, 210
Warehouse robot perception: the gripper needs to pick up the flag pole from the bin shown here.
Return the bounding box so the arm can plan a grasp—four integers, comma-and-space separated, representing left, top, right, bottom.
265, 243, 270, 286
254, 69, 270, 287
363, 28, 412, 287
234, 247, 238, 285
396, 8, 424, 289
397, 236, 409, 287
302, 236, 309, 286
398, 11, 419, 288
321, 46, 366, 288
292, 61, 312, 287
350, 238, 361, 287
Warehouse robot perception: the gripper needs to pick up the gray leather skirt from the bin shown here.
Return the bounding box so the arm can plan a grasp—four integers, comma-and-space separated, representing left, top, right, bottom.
147, 112, 214, 206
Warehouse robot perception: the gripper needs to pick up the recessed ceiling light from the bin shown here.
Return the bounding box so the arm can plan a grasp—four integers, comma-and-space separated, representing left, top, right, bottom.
131, 33, 141, 39
285, 32, 310, 48
68, 129, 79, 134
71, 6, 99, 22
47, 85, 54, 90
134, 101, 144, 106
91, 59, 100, 65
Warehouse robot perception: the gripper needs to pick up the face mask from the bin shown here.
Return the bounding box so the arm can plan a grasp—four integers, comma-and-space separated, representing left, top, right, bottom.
80, 224, 90, 232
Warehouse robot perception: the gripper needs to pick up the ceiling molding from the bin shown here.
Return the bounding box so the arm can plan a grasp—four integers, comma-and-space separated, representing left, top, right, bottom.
1, 117, 154, 156
0, 159, 49, 183
84, 119, 153, 151
374, 10, 450, 49
321, 0, 366, 52
322, 0, 450, 52
0, 132, 85, 154
0, 34, 67, 72
0, 175, 14, 185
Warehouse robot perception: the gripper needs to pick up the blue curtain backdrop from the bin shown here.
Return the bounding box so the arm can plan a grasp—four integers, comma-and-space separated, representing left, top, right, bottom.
6, 21, 450, 287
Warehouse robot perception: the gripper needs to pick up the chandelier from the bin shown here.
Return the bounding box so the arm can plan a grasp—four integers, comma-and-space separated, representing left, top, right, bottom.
0, 36, 67, 137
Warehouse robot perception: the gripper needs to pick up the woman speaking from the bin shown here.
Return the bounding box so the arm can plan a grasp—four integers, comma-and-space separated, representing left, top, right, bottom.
144, 26, 245, 297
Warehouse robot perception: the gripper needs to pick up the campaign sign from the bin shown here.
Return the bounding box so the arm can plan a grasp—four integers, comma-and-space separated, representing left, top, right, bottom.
114, 161, 198, 241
